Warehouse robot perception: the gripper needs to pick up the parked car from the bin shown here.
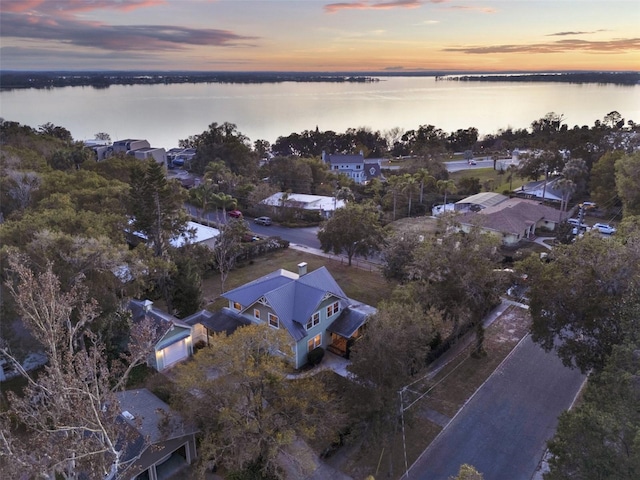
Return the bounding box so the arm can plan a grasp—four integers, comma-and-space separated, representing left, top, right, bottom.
228, 210, 243, 218
593, 223, 616, 234
582, 201, 597, 211
468, 159, 477, 165
254, 216, 272, 226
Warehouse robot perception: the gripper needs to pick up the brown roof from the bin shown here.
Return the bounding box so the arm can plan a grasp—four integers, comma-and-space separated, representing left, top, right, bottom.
458, 198, 565, 235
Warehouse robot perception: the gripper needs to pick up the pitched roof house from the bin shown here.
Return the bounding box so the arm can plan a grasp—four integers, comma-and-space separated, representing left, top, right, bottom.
128, 299, 194, 371
321, 151, 382, 184
221, 262, 376, 368
457, 197, 565, 246
115, 388, 197, 480
260, 192, 346, 218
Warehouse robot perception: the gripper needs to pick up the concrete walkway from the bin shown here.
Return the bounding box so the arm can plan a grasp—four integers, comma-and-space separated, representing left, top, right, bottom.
286, 351, 352, 380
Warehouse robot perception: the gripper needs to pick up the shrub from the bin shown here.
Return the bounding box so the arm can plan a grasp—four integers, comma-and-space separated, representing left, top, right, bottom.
307, 347, 325, 367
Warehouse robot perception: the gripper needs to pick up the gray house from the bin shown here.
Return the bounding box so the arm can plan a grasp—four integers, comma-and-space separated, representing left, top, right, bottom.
128, 300, 194, 371
220, 262, 376, 369
116, 388, 197, 480
321, 151, 382, 184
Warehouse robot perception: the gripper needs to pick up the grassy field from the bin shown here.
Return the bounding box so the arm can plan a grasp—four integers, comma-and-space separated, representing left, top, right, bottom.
450, 166, 526, 194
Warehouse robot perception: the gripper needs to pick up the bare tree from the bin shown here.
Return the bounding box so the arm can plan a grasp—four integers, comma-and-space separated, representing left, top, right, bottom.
5, 170, 41, 210
212, 219, 245, 293
0, 253, 157, 479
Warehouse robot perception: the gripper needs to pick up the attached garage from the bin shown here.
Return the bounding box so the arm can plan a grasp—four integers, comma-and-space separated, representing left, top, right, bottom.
161, 339, 189, 368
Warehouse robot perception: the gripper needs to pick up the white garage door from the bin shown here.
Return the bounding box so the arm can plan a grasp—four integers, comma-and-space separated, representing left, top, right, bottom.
162, 339, 188, 368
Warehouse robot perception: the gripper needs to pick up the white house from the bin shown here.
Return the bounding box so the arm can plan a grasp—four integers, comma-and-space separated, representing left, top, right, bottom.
321, 151, 383, 185
260, 192, 346, 218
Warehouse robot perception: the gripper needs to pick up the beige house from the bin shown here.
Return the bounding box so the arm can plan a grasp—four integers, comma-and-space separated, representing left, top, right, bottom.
457, 196, 565, 246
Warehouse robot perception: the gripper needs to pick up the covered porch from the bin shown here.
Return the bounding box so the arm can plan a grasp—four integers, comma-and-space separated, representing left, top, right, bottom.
326, 304, 373, 358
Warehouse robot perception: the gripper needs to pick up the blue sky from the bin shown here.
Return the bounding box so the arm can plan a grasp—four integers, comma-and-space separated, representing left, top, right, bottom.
1, 0, 638, 71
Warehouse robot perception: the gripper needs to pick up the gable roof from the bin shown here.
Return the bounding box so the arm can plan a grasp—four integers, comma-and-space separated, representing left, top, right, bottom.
260, 192, 346, 211
222, 267, 348, 341
327, 301, 376, 338
458, 198, 564, 235
184, 308, 250, 335
516, 177, 564, 202
128, 299, 191, 347
456, 192, 509, 209
116, 389, 196, 476
324, 153, 364, 165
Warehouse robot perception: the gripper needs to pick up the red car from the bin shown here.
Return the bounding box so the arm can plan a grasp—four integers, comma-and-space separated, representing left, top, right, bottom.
228, 210, 243, 218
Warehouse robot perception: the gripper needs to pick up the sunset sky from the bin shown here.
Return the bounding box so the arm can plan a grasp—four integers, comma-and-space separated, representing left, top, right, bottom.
1, 0, 638, 72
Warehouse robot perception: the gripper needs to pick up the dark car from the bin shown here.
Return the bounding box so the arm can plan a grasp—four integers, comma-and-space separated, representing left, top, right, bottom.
254, 216, 272, 226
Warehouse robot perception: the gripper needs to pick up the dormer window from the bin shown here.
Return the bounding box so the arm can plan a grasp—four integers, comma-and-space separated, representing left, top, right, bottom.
306, 312, 320, 330
326, 301, 340, 317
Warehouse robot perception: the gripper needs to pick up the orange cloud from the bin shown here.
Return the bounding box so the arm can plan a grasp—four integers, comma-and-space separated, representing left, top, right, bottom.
443, 38, 640, 54
325, 0, 424, 14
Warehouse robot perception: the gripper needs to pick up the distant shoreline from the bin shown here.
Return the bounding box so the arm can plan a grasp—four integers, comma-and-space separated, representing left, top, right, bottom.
0, 70, 637, 91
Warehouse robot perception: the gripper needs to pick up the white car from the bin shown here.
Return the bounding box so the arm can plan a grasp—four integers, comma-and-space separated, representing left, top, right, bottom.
593, 223, 616, 234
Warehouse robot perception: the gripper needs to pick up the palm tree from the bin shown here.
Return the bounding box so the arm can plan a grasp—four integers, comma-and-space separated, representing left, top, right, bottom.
204, 160, 231, 191
189, 180, 217, 226
437, 179, 457, 207
506, 164, 518, 192
213, 192, 238, 220
401, 174, 418, 216
387, 175, 404, 221
335, 186, 355, 203
414, 168, 435, 204
556, 177, 575, 220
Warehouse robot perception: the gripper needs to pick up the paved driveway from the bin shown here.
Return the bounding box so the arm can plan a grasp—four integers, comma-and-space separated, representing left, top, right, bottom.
406, 336, 586, 480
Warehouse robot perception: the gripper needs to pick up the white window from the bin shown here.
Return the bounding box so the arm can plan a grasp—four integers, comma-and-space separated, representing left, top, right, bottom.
326, 301, 340, 317
254, 309, 261, 320
268, 313, 279, 329
233, 302, 242, 311
307, 334, 321, 352
306, 312, 320, 330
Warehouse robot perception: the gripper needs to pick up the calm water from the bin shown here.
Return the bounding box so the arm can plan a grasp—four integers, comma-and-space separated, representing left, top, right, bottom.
1, 77, 638, 150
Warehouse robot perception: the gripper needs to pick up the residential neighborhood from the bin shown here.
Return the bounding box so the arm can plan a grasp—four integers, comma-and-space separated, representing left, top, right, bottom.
1, 115, 638, 480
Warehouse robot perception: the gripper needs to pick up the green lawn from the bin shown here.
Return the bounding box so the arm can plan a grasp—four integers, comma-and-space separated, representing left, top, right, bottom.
202, 247, 395, 311
450, 166, 526, 194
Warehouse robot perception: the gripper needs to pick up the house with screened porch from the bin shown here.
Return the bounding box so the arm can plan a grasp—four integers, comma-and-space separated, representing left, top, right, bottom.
220, 262, 376, 369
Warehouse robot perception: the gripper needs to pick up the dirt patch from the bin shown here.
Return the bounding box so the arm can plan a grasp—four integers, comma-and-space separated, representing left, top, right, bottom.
387, 216, 441, 236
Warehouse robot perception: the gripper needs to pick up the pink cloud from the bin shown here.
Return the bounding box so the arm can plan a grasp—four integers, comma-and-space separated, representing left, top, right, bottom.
443, 5, 496, 14
325, 0, 425, 14
1, 0, 166, 17
0, 0, 47, 13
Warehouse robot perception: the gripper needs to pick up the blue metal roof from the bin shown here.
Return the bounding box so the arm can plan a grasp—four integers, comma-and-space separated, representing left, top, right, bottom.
221, 266, 349, 342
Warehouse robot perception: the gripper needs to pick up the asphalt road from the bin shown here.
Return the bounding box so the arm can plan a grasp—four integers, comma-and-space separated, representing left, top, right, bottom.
445, 157, 517, 173
185, 204, 322, 249
406, 336, 586, 480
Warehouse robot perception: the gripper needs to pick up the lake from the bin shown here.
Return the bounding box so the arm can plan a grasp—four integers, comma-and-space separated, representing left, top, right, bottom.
1, 77, 638, 150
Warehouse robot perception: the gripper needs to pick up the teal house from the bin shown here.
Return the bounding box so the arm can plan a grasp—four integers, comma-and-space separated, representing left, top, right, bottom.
222, 262, 375, 369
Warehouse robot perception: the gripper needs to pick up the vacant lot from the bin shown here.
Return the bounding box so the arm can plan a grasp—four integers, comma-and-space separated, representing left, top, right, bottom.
450, 166, 526, 193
